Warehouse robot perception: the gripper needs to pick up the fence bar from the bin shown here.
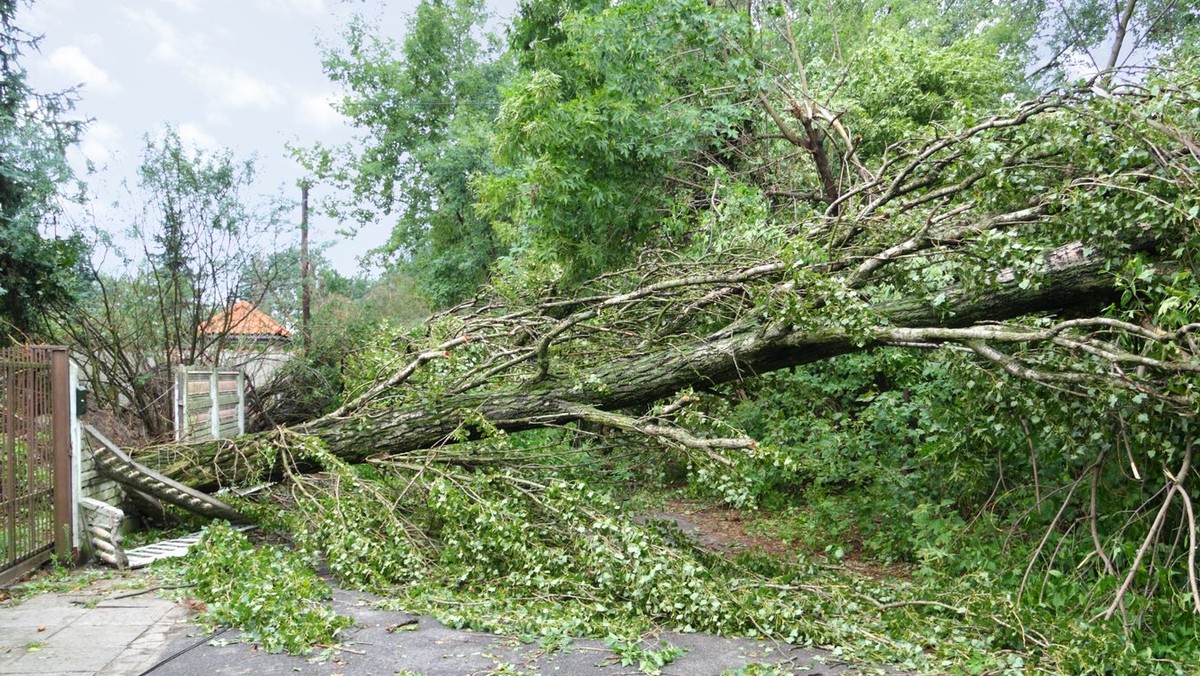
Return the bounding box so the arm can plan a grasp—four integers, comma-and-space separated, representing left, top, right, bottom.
209, 371, 220, 440
4, 361, 17, 573
0, 346, 67, 584
173, 368, 184, 442
237, 371, 246, 436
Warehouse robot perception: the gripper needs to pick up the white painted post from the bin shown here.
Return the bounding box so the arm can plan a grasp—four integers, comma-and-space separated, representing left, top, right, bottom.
69, 360, 82, 550
209, 370, 220, 441
174, 367, 184, 442
236, 370, 246, 436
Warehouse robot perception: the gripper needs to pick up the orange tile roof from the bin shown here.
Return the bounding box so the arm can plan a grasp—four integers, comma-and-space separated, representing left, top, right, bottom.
199, 301, 292, 338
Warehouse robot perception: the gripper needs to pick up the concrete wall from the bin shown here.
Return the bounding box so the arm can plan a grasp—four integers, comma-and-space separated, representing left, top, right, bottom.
216, 348, 294, 388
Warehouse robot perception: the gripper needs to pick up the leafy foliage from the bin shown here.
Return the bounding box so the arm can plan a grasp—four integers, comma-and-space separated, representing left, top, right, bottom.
604, 635, 687, 675
0, 0, 85, 340
221, 427, 1200, 673
480, 0, 758, 280
183, 522, 352, 655
298, 0, 509, 306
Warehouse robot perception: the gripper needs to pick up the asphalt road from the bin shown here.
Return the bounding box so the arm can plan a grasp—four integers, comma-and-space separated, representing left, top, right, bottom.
145, 587, 877, 676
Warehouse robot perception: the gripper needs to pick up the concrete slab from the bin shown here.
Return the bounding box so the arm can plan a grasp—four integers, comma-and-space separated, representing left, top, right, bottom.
0, 623, 69, 654
5, 623, 147, 673
0, 605, 88, 628
5, 647, 121, 674
0, 575, 186, 676
99, 604, 192, 676
74, 601, 176, 626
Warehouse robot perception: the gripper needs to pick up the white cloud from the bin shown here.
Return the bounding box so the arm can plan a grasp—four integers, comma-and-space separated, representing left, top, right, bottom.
296, 91, 345, 130
120, 7, 194, 63
121, 7, 280, 112
254, 0, 327, 16
17, 0, 72, 34
197, 66, 284, 111
46, 45, 118, 93
121, 7, 280, 113
164, 0, 200, 11
79, 121, 122, 165
120, 6, 217, 65
177, 122, 218, 151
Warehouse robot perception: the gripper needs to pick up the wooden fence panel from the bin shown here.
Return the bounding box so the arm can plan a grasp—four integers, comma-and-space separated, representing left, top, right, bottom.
174, 367, 245, 442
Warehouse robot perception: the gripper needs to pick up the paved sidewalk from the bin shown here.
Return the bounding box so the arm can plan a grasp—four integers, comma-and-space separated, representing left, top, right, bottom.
0, 573, 894, 675
0, 577, 188, 675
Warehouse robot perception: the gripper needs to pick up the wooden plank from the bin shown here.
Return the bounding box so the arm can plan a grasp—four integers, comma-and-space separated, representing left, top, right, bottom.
83, 425, 243, 521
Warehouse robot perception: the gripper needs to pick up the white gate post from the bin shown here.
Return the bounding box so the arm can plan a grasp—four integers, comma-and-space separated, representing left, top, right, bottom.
237, 371, 246, 435
209, 370, 220, 440
174, 367, 185, 442
70, 360, 81, 549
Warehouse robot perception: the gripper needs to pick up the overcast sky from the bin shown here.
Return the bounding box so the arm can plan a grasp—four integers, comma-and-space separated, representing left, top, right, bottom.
20, 0, 514, 277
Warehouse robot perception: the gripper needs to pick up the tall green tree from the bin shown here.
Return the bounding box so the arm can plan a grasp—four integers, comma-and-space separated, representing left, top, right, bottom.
478, 0, 760, 282
124, 1, 1200, 667
0, 0, 85, 340
298, 0, 509, 307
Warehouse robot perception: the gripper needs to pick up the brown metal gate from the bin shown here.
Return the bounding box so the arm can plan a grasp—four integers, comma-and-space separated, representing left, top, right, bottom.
0, 346, 72, 585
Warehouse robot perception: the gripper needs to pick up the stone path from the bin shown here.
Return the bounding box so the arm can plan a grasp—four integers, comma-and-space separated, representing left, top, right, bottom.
0, 577, 188, 675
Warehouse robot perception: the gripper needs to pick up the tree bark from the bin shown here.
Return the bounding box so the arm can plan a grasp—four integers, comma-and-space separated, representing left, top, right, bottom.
142, 247, 1119, 492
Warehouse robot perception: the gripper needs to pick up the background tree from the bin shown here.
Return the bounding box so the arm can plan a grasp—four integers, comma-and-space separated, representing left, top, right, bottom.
0, 0, 86, 341
58, 127, 288, 437
238, 245, 341, 330
477, 0, 761, 282
295, 0, 509, 307
236, 243, 432, 429
250, 269, 429, 427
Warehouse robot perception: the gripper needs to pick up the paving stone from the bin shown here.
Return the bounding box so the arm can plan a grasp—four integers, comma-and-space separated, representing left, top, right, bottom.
5, 646, 122, 674
3, 622, 146, 673
74, 601, 175, 626
99, 604, 191, 675
0, 624, 62, 651
0, 605, 87, 628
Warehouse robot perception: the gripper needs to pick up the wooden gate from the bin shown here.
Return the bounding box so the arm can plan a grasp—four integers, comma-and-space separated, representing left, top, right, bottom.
174, 367, 245, 442
0, 346, 72, 585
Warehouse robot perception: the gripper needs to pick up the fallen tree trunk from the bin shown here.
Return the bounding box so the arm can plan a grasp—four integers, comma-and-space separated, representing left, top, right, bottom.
131, 77, 1200, 497
143, 247, 1121, 492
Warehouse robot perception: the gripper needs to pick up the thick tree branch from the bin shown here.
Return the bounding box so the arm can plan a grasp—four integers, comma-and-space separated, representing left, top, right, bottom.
139, 246, 1130, 491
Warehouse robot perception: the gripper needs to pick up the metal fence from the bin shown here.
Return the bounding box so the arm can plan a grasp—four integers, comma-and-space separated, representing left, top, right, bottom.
174, 367, 245, 442
1, 346, 73, 585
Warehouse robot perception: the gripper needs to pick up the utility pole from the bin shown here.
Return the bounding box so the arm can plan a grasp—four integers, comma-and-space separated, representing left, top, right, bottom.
299, 180, 312, 352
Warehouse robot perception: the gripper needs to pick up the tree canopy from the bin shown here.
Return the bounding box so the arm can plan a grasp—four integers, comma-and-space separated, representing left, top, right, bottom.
0, 0, 85, 341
